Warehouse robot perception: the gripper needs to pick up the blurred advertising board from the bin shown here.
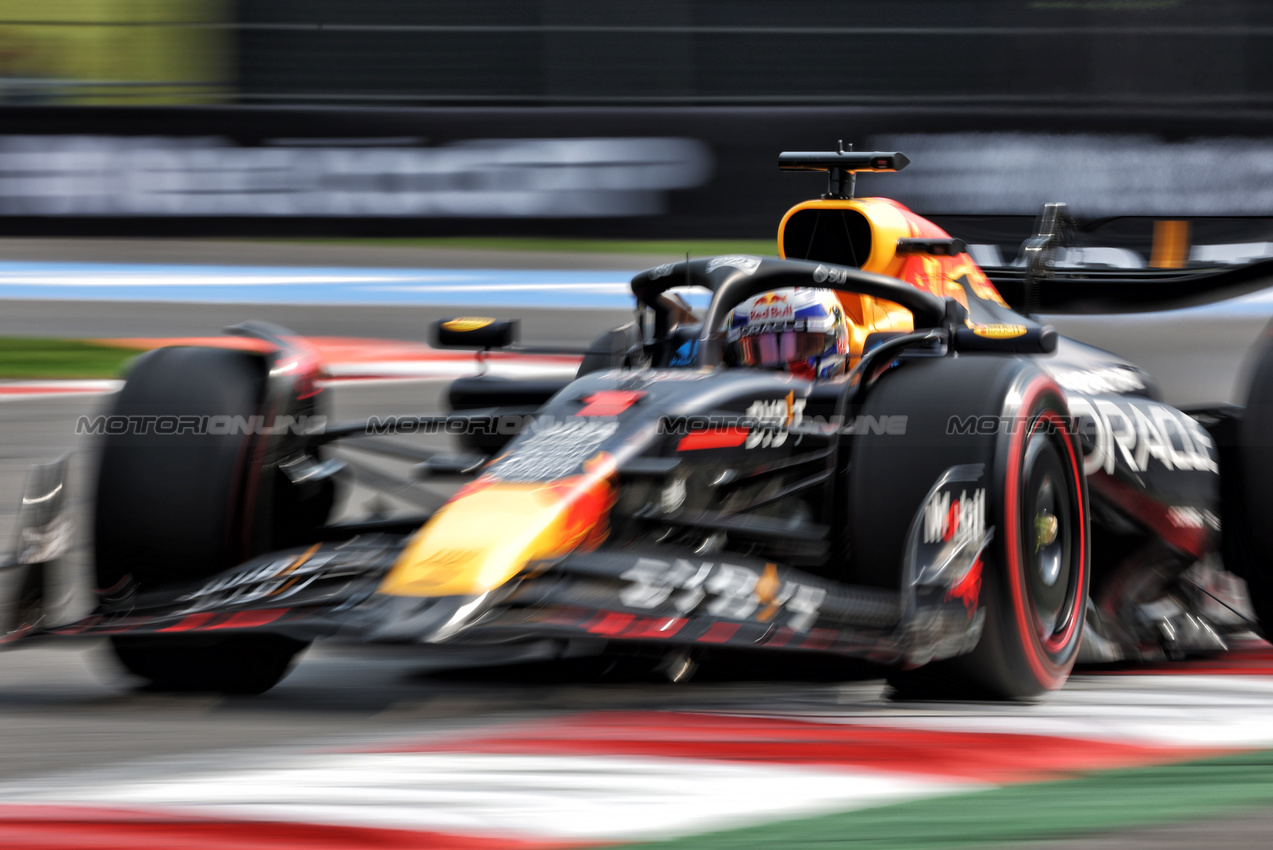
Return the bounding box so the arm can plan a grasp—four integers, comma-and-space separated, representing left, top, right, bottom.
1, 105, 1273, 238
0, 135, 712, 218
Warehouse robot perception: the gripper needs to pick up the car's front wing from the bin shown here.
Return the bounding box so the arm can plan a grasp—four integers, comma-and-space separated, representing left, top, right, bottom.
27, 536, 984, 669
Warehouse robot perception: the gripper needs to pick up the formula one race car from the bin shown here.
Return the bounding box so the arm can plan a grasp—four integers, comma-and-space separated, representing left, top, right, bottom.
3, 148, 1272, 700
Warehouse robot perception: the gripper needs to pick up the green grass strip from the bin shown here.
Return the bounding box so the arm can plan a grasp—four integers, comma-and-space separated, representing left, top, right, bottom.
0, 338, 144, 379
616, 750, 1273, 850
268, 236, 777, 256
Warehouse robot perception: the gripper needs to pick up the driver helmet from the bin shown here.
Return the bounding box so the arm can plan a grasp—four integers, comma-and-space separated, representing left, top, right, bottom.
725, 287, 850, 379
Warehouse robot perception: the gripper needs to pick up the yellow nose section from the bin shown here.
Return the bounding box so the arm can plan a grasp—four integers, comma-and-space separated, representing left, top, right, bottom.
378, 467, 615, 598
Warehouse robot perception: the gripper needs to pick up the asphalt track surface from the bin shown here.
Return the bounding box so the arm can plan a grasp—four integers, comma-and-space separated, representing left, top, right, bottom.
1, 241, 1273, 847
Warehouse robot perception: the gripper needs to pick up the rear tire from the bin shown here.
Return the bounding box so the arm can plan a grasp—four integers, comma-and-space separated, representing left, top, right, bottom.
94, 347, 328, 694
848, 356, 1088, 700
1230, 321, 1273, 633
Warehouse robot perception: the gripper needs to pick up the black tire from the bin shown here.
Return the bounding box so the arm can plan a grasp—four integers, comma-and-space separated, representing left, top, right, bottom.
848, 356, 1089, 700
96, 347, 264, 590
110, 634, 306, 696
1231, 321, 1273, 633
94, 346, 325, 694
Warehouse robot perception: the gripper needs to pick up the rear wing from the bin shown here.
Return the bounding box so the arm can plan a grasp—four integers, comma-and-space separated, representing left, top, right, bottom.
989, 256, 1273, 315
984, 203, 1273, 315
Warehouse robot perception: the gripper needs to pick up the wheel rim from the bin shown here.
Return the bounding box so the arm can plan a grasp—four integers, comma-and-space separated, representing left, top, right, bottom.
1021, 419, 1080, 655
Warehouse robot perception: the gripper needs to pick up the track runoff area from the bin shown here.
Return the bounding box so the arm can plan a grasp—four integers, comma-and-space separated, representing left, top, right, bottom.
1, 259, 1273, 848
5, 647, 1273, 849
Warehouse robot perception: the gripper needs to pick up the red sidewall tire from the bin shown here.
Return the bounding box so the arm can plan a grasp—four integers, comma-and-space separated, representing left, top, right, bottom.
995, 375, 1089, 693
884, 365, 1090, 701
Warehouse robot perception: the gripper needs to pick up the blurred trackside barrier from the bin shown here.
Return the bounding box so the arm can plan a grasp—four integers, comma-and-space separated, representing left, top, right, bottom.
7, 2, 1273, 109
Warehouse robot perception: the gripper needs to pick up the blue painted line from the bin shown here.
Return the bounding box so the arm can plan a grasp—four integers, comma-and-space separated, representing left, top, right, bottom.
7, 260, 1268, 317
0, 262, 715, 310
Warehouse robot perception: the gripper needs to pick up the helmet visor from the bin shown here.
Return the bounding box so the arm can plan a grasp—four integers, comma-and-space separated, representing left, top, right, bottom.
730, 329, 830, 369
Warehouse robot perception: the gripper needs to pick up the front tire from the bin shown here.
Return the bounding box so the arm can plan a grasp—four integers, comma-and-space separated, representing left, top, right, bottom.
961, 379, 1088, 698
111, 634, 307, 696
849, 357, 1088, 700
94, 347, 328, 694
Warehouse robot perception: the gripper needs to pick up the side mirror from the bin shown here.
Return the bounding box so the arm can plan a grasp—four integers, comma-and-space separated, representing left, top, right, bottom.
953, 323, 1058, 354
433, 317, 519, 350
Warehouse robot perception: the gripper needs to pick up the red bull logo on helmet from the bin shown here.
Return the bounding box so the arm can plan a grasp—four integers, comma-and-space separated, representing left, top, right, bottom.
749, 293, 794, 322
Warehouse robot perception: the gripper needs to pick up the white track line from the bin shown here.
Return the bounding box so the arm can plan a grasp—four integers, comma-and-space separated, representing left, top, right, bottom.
0, 751, 976, 842
770, 673, 1273, 749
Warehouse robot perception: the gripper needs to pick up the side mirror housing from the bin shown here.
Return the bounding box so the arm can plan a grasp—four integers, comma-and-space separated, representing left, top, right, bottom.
433, 317, 519, 349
